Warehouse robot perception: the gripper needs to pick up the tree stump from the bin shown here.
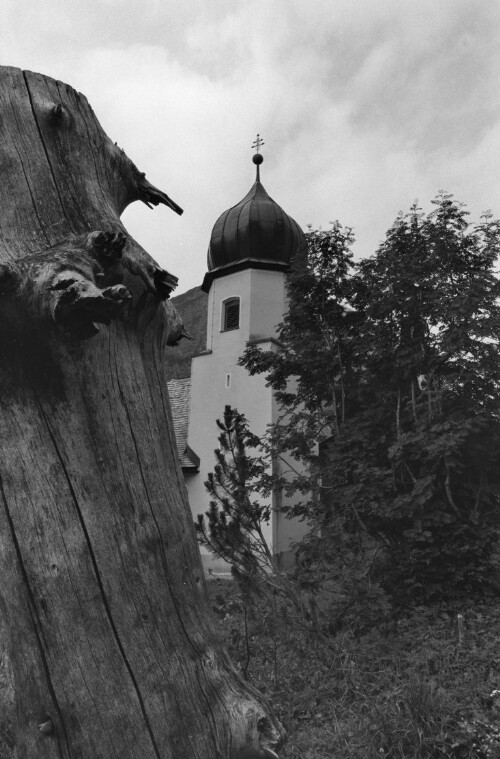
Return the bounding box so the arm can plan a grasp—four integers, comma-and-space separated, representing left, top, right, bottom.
0, 66, 282, 759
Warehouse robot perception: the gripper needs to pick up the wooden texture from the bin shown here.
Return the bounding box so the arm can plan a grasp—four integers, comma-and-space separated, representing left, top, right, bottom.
0, 67, 281, 759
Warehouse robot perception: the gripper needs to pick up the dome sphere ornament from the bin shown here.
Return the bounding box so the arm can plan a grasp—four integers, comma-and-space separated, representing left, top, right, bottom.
251, 134, 265, 180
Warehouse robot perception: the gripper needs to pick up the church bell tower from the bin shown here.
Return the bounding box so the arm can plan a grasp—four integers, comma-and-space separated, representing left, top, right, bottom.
186, 138, 307, 570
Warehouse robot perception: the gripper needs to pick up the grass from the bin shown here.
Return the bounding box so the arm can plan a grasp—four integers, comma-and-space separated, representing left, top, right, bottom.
207, 580, 500, 758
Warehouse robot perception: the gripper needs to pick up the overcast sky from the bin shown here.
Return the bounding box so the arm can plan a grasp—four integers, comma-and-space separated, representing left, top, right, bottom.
3, 0, 500, 294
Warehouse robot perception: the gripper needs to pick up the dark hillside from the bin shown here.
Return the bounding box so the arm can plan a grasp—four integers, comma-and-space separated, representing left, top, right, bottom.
165, 286, 208, 379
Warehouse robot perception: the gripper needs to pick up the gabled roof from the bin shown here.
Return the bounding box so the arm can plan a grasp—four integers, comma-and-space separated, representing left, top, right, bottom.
167, 377, 199, 470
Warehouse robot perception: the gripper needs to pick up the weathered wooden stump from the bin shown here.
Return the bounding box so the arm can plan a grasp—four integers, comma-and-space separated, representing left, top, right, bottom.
0, 67, 281, 759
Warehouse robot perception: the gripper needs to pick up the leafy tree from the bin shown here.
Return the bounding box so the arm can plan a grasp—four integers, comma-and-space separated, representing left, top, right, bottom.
243, 221, 358, 422
241, 222, 387, 624
349, 195, 500, 600
241, 221, 362, 518
241, 198, 500, 604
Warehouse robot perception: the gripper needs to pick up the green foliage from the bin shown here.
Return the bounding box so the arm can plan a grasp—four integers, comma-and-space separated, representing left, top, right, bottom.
347, 196, 500, 602
195, 405, 270, 581
195, 405, 303, 610
242, 221, 360, 424
241, 197, 500, 605
209, 579, 500, 759
293, 532, 392, 636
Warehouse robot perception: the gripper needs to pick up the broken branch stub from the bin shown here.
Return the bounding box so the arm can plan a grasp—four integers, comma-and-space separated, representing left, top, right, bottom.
1, 233, 132, 340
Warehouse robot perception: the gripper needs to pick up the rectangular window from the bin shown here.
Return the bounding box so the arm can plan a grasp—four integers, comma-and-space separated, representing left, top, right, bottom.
223, 298, 240, 331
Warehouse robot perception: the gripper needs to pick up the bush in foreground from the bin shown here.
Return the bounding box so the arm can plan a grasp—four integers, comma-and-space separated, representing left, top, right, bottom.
209, 580, 500, 758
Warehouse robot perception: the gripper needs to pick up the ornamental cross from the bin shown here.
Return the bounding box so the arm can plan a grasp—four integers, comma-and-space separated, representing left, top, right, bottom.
251, 134, 265, 153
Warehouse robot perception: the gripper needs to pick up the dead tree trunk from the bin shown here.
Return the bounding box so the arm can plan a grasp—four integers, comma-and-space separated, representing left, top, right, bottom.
0, 67, 282, 759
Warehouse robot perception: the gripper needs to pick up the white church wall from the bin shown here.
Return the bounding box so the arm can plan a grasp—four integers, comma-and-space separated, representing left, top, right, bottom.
188, 269, 280, 570
187, 266, 309, 573
248, 269, 287, 341
270, 381, 310, 565
205, 270, 251, 352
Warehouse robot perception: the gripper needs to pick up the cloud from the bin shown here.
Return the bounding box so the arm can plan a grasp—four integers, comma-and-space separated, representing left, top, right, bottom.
1, 0, 499, 291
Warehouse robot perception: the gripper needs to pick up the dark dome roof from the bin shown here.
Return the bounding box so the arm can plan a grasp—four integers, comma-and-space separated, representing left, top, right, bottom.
203, 175, 305, 290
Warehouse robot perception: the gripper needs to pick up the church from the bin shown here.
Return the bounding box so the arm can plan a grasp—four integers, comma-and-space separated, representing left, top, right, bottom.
166, 144, 308, 573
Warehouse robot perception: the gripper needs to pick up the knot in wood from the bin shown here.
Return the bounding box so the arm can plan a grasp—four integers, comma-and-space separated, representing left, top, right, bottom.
38, 718, 55, 736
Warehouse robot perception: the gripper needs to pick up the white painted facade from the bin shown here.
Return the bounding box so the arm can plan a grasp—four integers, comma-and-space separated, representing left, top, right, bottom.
186, 266, 307, 571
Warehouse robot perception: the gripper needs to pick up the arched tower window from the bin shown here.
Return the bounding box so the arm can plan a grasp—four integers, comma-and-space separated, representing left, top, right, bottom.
222, 297, 240, 331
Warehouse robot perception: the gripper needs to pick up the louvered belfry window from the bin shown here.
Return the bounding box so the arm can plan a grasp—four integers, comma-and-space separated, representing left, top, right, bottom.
223, 298, 240, 331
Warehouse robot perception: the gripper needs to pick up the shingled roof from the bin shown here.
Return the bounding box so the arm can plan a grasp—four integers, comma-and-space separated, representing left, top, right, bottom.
167, 377, 199, 470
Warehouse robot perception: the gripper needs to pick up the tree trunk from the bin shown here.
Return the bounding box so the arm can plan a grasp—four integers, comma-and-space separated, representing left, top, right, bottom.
0, 66, 282, 759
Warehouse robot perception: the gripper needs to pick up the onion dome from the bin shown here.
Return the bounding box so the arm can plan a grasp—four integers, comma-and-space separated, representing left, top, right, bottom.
202, 146, 305, 292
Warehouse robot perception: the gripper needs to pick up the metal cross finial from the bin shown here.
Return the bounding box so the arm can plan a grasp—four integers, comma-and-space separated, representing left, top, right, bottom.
251, 134, 265, 153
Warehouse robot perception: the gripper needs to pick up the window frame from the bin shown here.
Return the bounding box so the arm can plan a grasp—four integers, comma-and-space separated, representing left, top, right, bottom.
221, 297, 240, 332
